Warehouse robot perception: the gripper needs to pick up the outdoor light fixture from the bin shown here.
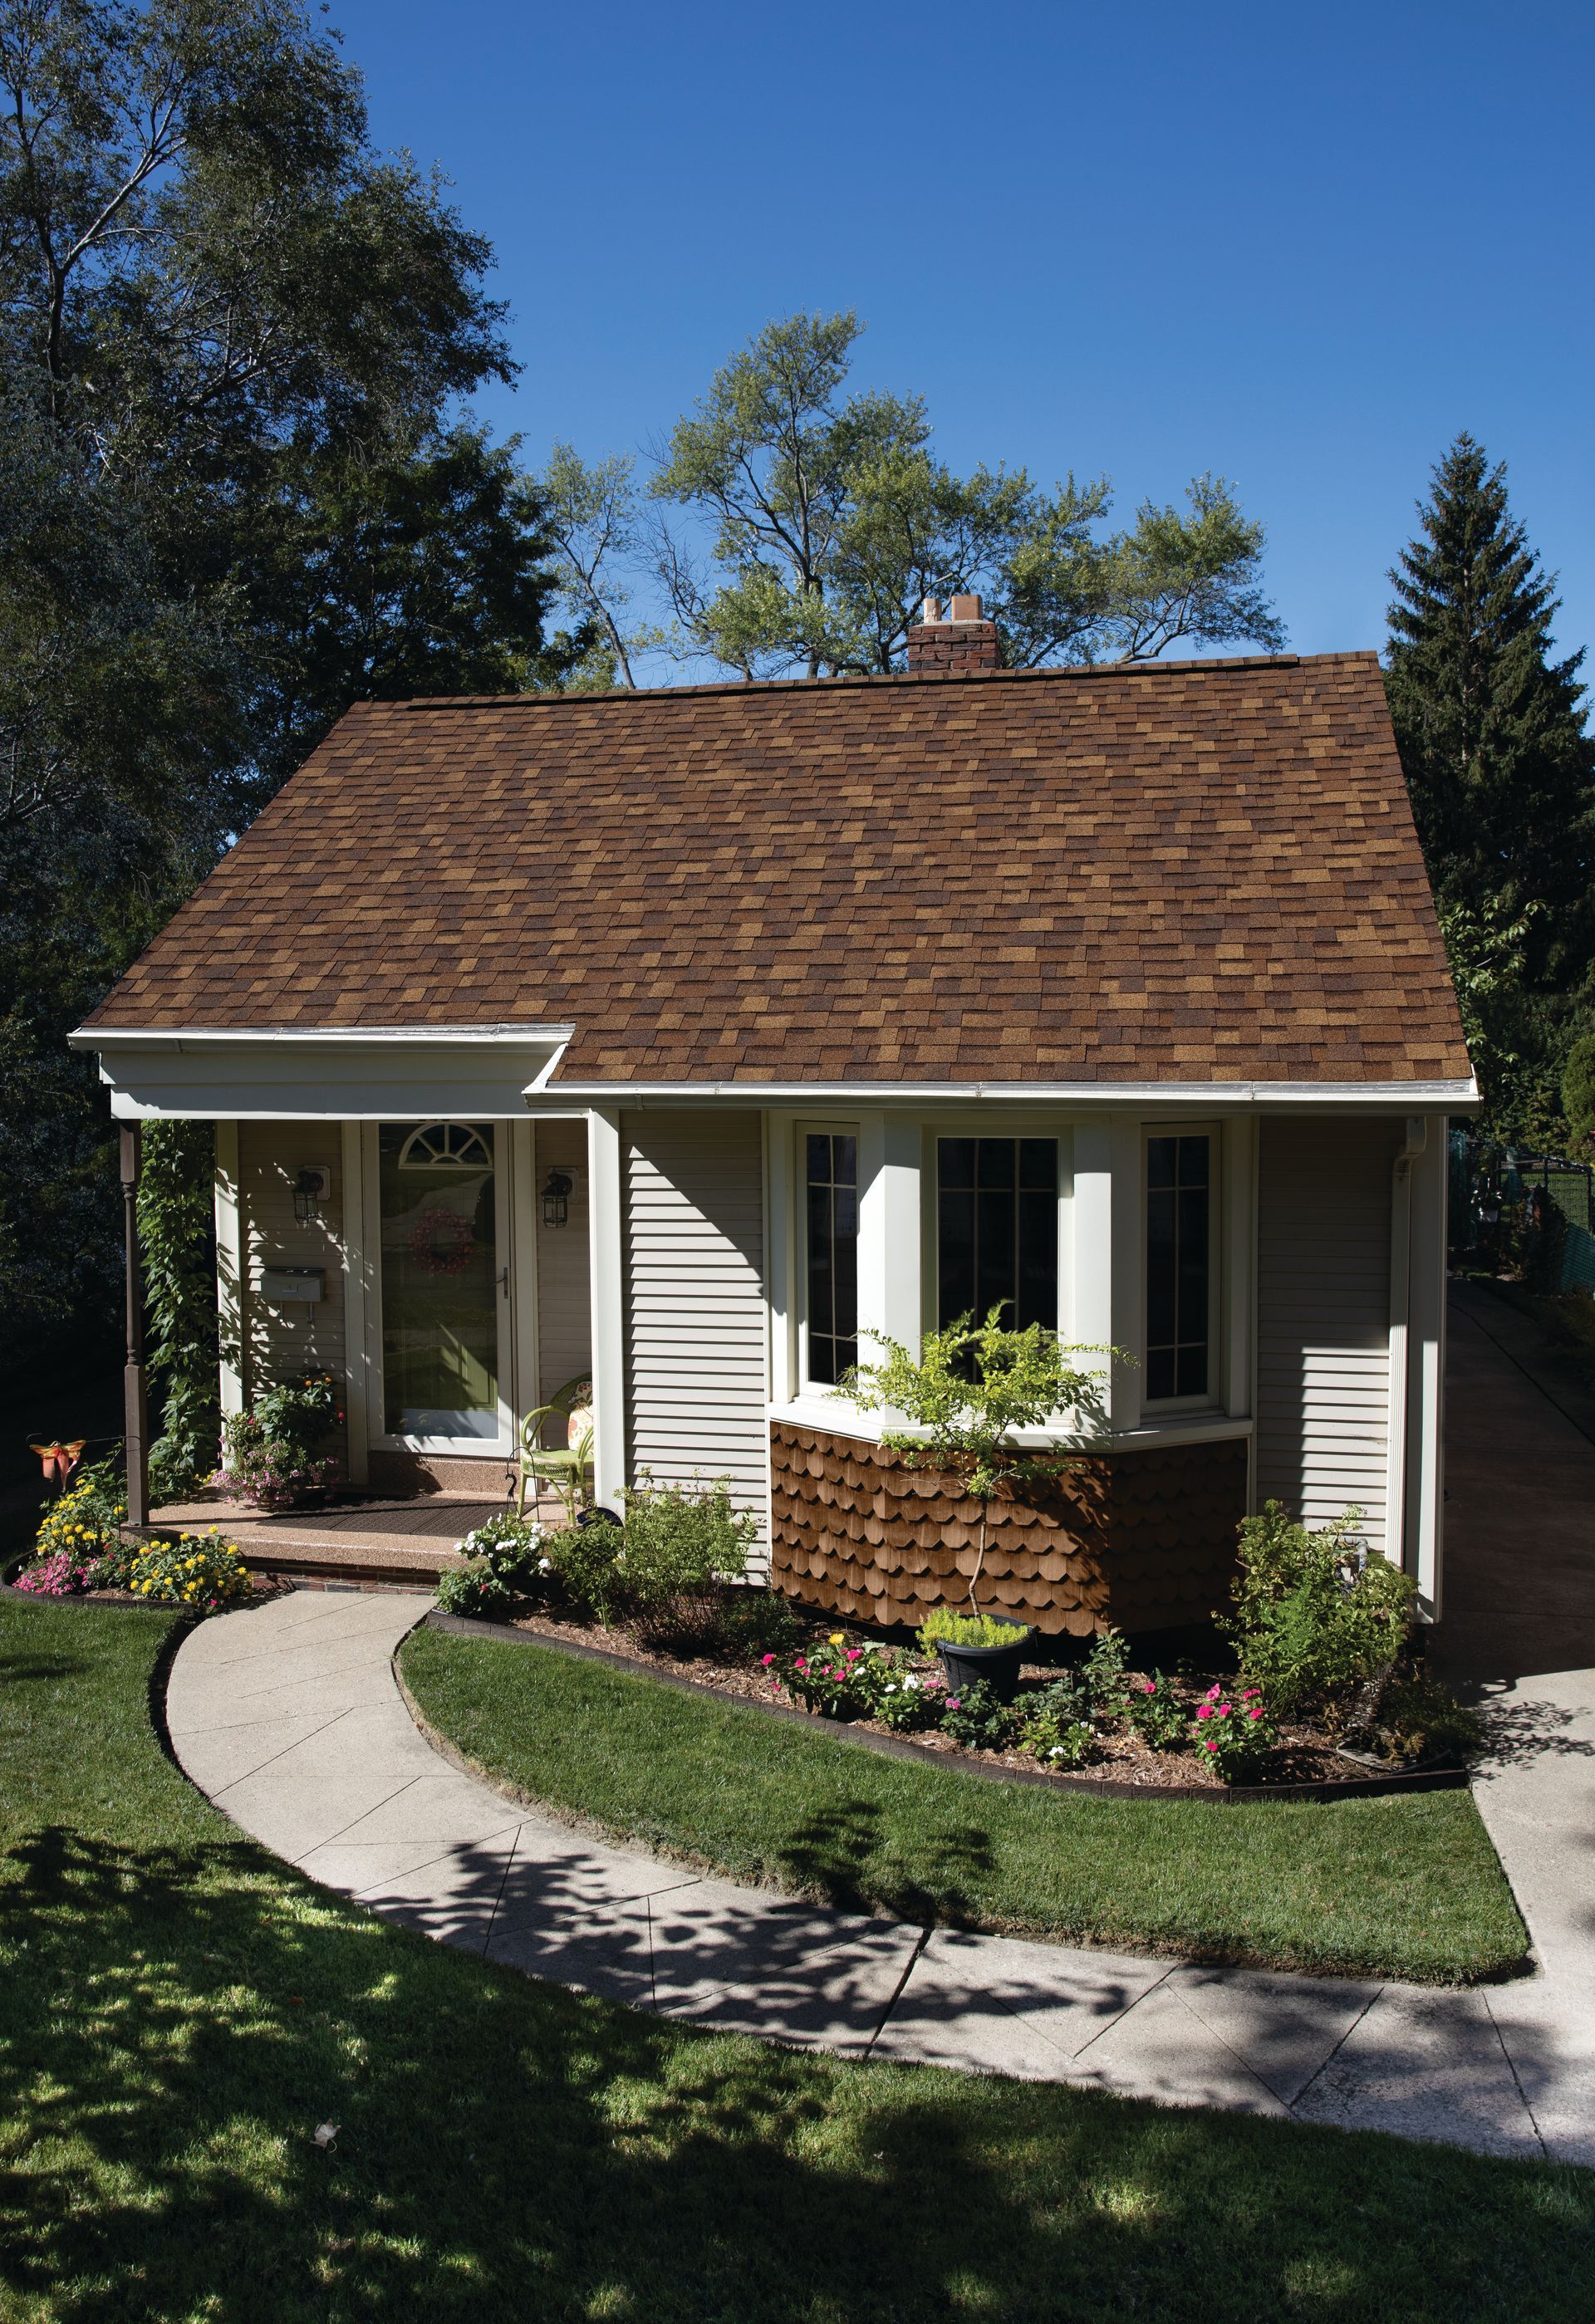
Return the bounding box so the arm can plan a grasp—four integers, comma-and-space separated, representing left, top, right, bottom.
293, 1166, 329, 1226
541, 1168, 573, 1228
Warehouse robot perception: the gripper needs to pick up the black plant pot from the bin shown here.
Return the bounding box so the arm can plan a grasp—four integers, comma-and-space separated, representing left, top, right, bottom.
934, 1615, 1034, 1704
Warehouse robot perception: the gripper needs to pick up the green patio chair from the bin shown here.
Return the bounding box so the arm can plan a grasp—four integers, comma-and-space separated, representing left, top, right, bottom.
512, 1371, 595, 1522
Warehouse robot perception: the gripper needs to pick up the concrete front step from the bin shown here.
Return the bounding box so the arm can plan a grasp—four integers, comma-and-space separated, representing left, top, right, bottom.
137, 1492, 506, 1587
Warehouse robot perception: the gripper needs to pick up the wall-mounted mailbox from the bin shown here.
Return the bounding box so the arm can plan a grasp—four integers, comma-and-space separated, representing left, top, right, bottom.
261, 1265, 326, 1304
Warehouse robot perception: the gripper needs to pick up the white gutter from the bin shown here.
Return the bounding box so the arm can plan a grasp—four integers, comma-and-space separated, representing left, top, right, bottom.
523, 1076, 1480, 1115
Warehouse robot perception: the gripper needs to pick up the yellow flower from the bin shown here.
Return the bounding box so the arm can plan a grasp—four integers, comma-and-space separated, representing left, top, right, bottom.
828, 1632, 845, 1646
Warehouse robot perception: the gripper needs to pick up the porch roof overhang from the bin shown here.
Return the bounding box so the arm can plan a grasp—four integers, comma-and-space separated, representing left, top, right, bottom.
70, 1023, 575, 1120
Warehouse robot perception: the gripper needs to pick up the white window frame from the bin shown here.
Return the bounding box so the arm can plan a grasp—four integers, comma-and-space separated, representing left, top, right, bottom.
366, 1119, 516, 1456
925, 1122, 1066, 1340
1141, 1120, 1223, 1415
796, 1118, 861, 1396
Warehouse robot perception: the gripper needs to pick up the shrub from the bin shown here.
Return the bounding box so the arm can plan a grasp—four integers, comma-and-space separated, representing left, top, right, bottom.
716, 1588, 802, 1662
216, 1373, 343, 1510
1220, 1500, 1415, 1718
545, 1515, 626, 1624
32, 1460, 126, 1565
1018, 1680, 1097, 1768
1192, 1683, 1277, 1782
122, 1532, 252, 1610
871, 1660, 950, 1733
1124, 1671, 1190, 1751
1358, 1667, 1485, 1766
457, 1513, 547, 1584
435, 1563, 517, 1620
920, 1607, 1028, 1650
618, 1477, 756, 1648
940, 1679, 1019, 1752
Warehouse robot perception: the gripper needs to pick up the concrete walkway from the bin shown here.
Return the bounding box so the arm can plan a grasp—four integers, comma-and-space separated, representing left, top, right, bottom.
166, 1585, 1595, 2166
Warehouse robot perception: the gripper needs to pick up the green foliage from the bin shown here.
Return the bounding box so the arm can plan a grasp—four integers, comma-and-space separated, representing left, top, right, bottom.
650, 311, 1283, 679
843, 1308, 1107, 1613
714, 1588, 803, 1662
920, 1607, 1028, 1650
544, 1515, 626, 1625
1563, 1027, 1595, 1152
1018, 1682, 1098, 1767
138, 1121, 221, 1499
1360, 1669, 1485, 1767
1386, 433, 1595, 1134
1080, 1626, 1132, 1716
1220, 1501, 1416, 1720
619, 1475, 757, 1647
940, 1679, 1019, 1753
435, 1563, 517, 1620
1124, 1672, 1190, 1752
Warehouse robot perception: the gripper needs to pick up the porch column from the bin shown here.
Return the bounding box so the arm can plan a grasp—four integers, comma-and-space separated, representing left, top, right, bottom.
120, 1125, 150, 1527
586, 1106, 626, 1509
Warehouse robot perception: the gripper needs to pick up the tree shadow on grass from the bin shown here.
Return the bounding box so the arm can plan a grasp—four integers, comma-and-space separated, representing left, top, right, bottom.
1, 1822, 1593, 2322
773, 1797, 994, 1926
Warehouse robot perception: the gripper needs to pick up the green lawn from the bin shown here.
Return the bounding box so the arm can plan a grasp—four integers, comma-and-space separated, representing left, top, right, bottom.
4, 1598, 1589, 2324
399, 1625, 1527, 1984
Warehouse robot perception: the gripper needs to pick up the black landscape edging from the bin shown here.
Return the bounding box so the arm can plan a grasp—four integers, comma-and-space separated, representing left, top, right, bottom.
420, 1610, 1470, 1806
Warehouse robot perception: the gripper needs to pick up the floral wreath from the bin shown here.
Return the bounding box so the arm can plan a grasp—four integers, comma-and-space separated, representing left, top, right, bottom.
410, 1206, 476, 1276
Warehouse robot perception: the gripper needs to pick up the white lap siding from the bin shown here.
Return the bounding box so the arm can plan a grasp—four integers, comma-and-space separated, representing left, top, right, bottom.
1255, 1116, 1397, 1551
237, 1122, 347, 1398
621, 1110, 768, 1542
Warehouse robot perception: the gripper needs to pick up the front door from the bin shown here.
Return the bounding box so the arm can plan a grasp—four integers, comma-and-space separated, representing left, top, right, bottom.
373, 1120, 512, 1451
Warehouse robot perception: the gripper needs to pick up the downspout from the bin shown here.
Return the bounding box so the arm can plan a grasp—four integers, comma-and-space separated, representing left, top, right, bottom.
1383, 1115, 1427, 1575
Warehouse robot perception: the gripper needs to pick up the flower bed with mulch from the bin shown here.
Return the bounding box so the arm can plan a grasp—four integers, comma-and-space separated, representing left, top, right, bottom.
488, 1601, 1436, 1793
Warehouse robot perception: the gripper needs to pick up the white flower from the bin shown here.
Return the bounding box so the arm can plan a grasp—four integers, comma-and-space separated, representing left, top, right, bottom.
538, 1557, 552, 1572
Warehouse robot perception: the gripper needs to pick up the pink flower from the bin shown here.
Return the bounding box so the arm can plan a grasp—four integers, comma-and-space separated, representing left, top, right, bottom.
1205, 1684, 1221, 1701
1205, 1740, 1218, 1753
1139, 1678, 1156, 1694
760, 1654, 775, 1667
795, 1656, 807, 1671
846, 1649, 860, 1661
1195, 1704, 1212, 1720
945, 1697, 962, 1710
1242, 1688, 1260, 1699
1249, 1706, 1264, 1721
1219, 1703, 1232, 1715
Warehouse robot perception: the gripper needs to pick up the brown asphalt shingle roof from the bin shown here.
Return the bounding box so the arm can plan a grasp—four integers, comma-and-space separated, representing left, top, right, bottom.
85, 651, 1472, 1087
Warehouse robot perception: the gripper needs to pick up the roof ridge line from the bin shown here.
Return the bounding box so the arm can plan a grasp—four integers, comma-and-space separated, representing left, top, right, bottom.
376, 650, 1382, 715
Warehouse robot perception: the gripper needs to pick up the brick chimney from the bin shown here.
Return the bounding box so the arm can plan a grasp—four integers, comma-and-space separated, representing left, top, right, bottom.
905, 592, 1001, 675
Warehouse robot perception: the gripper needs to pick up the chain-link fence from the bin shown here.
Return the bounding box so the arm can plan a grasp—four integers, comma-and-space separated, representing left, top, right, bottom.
1450, 1128, 1595, 1292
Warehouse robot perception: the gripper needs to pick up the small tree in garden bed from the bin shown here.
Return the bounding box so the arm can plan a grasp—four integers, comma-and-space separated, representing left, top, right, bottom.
839, 1308, 1110, 1618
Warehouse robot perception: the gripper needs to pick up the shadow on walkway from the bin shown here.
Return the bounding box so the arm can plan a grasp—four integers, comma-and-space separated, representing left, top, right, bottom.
1436, 1286, 1595, 1686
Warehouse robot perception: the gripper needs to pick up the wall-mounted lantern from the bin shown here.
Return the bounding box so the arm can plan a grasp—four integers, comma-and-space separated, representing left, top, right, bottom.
541, 1168, 573, 1228
293, 1165, 331, 1226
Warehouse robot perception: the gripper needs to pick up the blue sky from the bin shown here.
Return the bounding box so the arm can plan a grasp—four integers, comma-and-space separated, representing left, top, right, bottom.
330, 0, 1593, 674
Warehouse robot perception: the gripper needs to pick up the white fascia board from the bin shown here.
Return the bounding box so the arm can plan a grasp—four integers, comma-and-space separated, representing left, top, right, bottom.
527, 1076, 1480, 1115
71, 1023, 577, 1120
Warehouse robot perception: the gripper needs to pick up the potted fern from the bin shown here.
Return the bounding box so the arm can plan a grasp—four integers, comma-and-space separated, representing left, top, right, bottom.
839, 1308, 1109, 1702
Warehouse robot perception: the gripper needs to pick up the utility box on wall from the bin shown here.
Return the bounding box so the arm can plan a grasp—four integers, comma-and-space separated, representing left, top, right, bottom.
261, 1264, 326, 1304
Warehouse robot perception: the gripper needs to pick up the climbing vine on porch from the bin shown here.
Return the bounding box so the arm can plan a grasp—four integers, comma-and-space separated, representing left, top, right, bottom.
137, 1120, 221, 1499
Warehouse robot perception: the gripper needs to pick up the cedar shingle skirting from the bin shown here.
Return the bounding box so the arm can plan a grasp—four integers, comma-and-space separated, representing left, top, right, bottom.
769, 1424, 1248, 1638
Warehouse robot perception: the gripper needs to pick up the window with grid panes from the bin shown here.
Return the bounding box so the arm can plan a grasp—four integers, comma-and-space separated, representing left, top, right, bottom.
935, 1138, 1058, 1331
1146, 1133, 1211, 1400
804, 1132, 858, 1385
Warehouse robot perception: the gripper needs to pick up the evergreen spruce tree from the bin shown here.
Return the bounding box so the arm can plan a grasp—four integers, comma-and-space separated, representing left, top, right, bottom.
1386, 435, 1595, 1133
1386, 434, 1595, 986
